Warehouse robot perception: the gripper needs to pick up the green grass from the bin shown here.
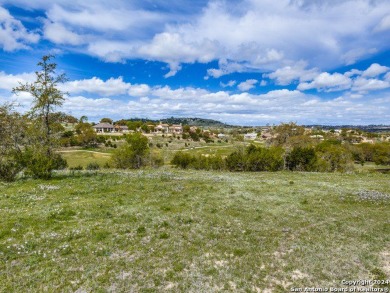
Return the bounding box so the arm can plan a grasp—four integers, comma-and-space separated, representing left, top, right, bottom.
59, 150, 111, 168
1, 169, 389, 292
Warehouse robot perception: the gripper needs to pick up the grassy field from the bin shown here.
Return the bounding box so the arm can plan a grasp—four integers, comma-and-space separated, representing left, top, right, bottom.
59, 150, 112, 168
0, 169, 389, 292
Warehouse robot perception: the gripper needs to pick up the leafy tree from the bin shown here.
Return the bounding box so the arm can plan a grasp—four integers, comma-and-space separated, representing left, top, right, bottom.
286, 147, 317, 171
271, 122, 305, 146
171, 152, 194, 169
315, 141, 354, 172
75, 122, 97, 147
0, 104, 27, 181
12, 55, 68, 179
111, 132, 149, 169
225, 147, 246, 171
100, 118, 113, 124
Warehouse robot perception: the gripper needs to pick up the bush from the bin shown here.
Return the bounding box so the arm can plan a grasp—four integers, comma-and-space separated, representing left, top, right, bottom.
315, 142, 354, 172
245, 145, 284, 171
86, 162, 100, 170
286, 147, 317, 171
0, 156, 23, 182
225, 148, 246, 171
69, 165, 83, 171
110, 132, 149, 169
171, 152, 194, 169
22, 150, 68, 179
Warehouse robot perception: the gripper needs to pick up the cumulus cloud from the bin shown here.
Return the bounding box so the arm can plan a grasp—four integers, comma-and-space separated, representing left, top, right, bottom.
2, 72, 389, 124
362, 63, 390, 77
0, 6, 40, 51
4, 0, 389, 77
266, 61, 319, 85
61, 77, 131, 96
43, 21, 85, 45
352, 77, 390, 92
237, 79, 258, 91
0, 71, 35, 90
298, 72, 352, 92
220, 80, 236, 88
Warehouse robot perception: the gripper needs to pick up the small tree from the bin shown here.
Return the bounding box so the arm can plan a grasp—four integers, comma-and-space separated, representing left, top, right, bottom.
100, 118, 113, 124
111, 132, 149, 169
0, 104, 27, 181
75, 122, 97, 147
13, 55, 68, 179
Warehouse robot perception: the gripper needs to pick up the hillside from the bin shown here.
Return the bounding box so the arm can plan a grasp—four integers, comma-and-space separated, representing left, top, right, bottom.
121, 117, 230, 127
1, 169, 389, 291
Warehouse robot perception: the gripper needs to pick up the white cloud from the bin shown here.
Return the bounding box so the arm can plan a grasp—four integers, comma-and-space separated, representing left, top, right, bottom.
237, 79, 258, 91
0, 7, 40, 51
298, 72, 352, 92
374, 14, 390, 32
0, 71, 35, 90
352, 77, 390, 92
61, 77, 131, 96
260, 80, 267, 86
128, 84, 151, 97
362, 63, 390, 77
43, 21, 85, 45
4, 0, 388, 77
344, 69, 363, 78
2, 73, 389, 125
220, 80, 237, 88
266, 61, 319, 85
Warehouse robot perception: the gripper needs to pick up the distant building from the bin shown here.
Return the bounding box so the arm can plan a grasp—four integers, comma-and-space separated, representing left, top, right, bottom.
93, 123, 129, 133
155, 123, 183, 134
93, 123, 114, 133
170, 124, 183, 134
244, 133, 257, 140
155, 123, 169, 133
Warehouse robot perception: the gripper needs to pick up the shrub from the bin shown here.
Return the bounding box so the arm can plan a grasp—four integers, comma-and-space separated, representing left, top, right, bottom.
315, 142, 354, 172
110, 132, 149, 169
225, 148, 246, 171
22, 150, 68, 179
286, 147, 317, 171
245, 145, 284, 171
69, 165, 83, 171
171, 152, 194, 169
86, 162, 100, 170
0, 156, 23, 182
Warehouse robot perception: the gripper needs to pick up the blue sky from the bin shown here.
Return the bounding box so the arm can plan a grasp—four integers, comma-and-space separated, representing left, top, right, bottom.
0, 0, 390, 125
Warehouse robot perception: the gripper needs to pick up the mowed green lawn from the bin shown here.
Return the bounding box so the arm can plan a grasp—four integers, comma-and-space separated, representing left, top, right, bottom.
0, 169, 389, 292
59, 150, 112, 168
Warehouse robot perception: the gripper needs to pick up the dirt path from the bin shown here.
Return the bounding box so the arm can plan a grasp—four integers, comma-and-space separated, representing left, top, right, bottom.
58, 150, 112, 156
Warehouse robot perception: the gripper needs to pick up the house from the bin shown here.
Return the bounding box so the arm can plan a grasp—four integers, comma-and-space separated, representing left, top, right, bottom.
154, 123, 183, 134
244, 132, 257, 140
93, 123, 129, 133
114, 125, 129, 133
155, 123, 169, 133
93, 123, 115, 133
170, 124, 183, 134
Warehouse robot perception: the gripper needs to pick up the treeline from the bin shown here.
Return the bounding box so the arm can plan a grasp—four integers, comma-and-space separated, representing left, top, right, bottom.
172, 140, 390, 172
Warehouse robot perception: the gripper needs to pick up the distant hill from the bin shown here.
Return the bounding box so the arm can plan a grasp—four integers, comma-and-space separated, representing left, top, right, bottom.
305, 125, 390, 133
160, 117, 230, 127
122, 117, 231, 127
